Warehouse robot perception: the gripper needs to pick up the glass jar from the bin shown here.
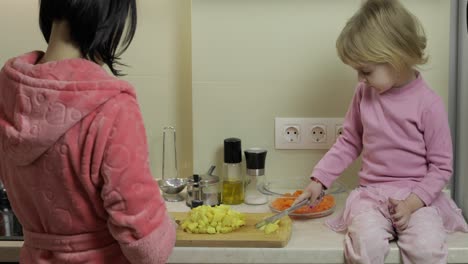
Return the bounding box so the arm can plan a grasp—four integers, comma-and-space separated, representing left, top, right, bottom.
244, 173, 268, 205
186, 174, 222, 207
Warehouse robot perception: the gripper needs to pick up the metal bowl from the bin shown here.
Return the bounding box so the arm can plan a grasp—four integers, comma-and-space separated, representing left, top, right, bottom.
158, 178, 187, 202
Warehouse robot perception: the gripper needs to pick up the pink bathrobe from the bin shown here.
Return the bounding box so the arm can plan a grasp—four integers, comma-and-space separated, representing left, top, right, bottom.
0, 51, 176, 263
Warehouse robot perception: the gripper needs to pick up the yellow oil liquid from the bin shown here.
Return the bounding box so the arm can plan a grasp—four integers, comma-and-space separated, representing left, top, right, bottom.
222, 180, 244, 205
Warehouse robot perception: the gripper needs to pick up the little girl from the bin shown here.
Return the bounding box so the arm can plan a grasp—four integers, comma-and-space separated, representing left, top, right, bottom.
296, 0, 468, 263
0, 0, 175, 263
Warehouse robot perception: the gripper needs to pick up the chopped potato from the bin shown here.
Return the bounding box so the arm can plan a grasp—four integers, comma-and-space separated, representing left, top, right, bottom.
264, 223, 279, 234
180, 205, 246, 234
259, 219, 280, 234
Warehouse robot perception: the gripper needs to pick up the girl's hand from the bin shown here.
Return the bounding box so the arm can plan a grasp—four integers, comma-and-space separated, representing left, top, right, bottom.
388, 194, 424, 231
388, 198, 412, 231
292, 179, 323, 206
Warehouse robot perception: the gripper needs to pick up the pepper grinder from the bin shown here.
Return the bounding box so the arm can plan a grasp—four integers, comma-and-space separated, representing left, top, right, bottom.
191, 174, 203, 208
244, 148, 268, 205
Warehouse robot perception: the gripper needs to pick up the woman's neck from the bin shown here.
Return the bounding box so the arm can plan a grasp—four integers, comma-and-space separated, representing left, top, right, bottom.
37, 20, 82, 64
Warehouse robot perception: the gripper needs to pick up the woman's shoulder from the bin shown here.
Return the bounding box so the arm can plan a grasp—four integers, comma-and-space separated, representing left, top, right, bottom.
98, 90, 140, 116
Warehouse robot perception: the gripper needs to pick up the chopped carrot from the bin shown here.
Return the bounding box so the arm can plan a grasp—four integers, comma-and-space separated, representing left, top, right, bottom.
271, 190, 335, 214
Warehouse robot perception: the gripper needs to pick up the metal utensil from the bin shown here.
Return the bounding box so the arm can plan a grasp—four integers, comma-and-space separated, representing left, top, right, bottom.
158, 178, 187, 194
255, 190, 325, 229
207, 165, 216, 176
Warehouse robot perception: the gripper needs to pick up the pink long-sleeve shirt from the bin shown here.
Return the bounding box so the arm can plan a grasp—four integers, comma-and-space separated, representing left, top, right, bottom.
0, 51, 175, 263
313, 73, 452, 206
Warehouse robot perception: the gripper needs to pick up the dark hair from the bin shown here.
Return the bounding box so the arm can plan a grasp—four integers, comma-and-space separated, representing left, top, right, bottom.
39, 0, 137, 76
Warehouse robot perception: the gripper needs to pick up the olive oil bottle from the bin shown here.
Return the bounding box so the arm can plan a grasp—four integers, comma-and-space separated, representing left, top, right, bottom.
222, 138, 244, 204
222, 180, 244, 205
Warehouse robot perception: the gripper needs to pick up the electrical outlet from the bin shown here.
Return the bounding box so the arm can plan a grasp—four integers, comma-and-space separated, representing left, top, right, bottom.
303, 119, 330, 149
335, 124, 343, 141
284, 126, 300, 143
310, 125, 327, 143
275, 117, 344, 149
275, 118, 304, 149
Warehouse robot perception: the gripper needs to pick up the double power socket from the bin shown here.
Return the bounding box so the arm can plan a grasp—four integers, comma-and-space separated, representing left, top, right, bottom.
275, 117, 344, 149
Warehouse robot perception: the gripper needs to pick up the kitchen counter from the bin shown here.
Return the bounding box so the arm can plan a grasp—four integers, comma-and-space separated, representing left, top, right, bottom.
1, 192, 468, 263
166, 192, 468, 264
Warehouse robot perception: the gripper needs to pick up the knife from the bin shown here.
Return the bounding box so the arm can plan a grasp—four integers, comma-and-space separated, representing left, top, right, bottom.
255, 190, 325, 229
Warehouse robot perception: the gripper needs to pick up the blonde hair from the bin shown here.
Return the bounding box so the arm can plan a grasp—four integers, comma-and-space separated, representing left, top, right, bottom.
336, 0, 427, 72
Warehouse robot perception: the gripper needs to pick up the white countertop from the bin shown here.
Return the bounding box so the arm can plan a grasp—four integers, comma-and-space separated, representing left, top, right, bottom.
1, 192, 468, 263
166, 193, 468, 264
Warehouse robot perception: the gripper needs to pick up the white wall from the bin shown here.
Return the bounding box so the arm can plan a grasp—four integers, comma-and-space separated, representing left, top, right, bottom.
192, 0, 451, 189
1, 0, 451, 190
0, 0, 193, 180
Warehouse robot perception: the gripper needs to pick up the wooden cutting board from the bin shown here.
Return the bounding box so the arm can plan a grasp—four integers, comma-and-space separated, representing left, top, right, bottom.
170, 212, 292, 248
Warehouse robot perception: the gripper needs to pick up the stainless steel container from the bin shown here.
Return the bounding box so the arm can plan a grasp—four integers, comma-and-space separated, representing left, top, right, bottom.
0, 183, 23, 239
186, 174, 222, 207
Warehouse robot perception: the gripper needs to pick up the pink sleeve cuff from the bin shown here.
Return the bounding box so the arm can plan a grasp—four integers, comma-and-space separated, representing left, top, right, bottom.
411, 186, 432, 206
120, 215, 176, 264
311, 169, 333, 189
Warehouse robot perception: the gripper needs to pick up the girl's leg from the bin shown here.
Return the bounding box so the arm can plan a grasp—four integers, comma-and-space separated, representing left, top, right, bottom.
344, 210, 395, 264
397, 207, 447, 264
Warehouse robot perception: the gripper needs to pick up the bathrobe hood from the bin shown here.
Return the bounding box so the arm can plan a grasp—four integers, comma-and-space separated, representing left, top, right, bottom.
0, 51, 135, 166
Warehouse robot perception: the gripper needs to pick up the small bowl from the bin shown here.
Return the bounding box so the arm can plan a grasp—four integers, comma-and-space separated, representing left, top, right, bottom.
158, 178, 187, 202
268, 194, 336, 219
